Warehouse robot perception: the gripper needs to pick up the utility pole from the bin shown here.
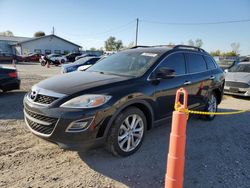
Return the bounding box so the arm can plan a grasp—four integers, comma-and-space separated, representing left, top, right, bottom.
135, 18, 139, 46
52, 26, 55, 35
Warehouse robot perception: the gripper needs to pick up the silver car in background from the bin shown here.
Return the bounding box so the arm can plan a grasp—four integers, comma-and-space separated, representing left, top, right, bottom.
224, 62, 250, 96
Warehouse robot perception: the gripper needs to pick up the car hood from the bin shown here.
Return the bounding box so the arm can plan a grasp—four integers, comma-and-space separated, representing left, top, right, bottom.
225, 72, 250, 83
36, 71, 131, 95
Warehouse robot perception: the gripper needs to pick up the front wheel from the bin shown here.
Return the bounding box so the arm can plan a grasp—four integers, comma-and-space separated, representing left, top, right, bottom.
201, 92, 218, 121
106, 107, 146, 157
41, 61, 46, 66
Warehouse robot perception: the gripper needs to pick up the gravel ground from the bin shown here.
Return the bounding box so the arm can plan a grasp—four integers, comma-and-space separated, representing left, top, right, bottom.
0, 62, 250, 188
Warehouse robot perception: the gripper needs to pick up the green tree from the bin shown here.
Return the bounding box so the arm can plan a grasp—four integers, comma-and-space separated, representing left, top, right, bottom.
90, 47, 97, 51
104, 36, 123, 51
210, 50, 221, 56
0, 30, 14, 36
34, 31, 45, 37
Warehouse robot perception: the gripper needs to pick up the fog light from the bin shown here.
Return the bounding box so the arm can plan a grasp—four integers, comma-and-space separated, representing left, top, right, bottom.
66, 117, 94, 132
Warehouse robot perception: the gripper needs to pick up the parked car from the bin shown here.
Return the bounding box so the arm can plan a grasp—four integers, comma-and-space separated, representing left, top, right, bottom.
0, 52, 13, 62
216, 59, 240, 71
15, 53, 40, 62
26, 53, 41, 62
23, 45, 224, 156
65, 52, 82, 62
61, 57, 100, 73
77, 64, 93, 71
75, 54, 96, 61
224, 62, 250, 97
0, 66, 20, 92
40, 54, 67, 66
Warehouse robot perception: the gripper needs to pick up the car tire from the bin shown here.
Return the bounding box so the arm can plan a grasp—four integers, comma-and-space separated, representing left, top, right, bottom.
106, 107, 146, 157
201, 92, 218, 121
41, 61, 46, 66
61, 59, 65, 64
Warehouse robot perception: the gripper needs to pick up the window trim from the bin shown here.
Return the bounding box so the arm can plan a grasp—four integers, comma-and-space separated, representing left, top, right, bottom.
203, 55, 217, 70
147, 51, 218, 81
184, 52, 208, 74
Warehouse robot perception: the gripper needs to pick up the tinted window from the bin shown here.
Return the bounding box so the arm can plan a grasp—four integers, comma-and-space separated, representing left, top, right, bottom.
186, 53, 207, 73
204, 56, 216, 70
158, 53, 186, 75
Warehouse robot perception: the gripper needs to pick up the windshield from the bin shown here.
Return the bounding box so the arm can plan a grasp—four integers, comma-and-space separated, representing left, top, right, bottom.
229, 64, 250, 73
86, 51, 159, 77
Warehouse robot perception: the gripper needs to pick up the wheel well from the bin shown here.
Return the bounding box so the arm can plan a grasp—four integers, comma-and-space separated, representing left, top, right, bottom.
129, 103, 153, 130
213, 89, 222, 104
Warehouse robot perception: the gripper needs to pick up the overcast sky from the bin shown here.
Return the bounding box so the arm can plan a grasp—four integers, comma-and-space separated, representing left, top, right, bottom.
0, 0, 250, 55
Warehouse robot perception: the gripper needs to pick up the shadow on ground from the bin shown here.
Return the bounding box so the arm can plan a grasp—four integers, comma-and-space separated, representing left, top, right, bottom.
78, 108, 250, 188
0, 91, 26, 119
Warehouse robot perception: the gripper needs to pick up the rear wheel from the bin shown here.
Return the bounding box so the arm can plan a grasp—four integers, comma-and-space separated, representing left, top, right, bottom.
201, 92, 218, 121
61, 59, 65, 64
106, 107, 146, 157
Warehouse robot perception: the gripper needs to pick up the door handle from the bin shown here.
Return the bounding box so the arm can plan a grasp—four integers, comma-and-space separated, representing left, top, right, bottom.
184, 81, 192, 85
210, 76, 215, 80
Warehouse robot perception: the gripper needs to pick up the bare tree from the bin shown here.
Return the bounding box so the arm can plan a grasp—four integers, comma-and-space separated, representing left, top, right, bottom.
231, 42, 240, 54
195, 39, 203, 48
188, 39, 194, 46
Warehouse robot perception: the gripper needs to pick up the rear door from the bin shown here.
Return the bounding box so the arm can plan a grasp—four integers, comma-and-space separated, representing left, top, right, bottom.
154, 52, 194, 119
184, 52, 211, 108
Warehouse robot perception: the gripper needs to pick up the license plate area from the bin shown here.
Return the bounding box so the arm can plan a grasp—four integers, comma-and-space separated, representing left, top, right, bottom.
229, 87, 239, 93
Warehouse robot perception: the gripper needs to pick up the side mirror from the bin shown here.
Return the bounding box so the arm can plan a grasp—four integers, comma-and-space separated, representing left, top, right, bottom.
155, 67, 176, 79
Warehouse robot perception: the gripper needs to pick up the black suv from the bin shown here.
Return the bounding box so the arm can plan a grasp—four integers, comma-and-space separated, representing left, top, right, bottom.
23, 45, 225, 156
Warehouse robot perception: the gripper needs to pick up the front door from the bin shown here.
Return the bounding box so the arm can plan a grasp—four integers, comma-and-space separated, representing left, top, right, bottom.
153, 52, 195, 119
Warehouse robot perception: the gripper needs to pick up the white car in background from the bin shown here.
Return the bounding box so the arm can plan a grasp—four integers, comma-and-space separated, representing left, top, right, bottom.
40, 54, 67, 66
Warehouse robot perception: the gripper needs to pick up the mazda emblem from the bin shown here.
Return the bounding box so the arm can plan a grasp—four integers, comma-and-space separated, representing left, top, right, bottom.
30, 90, 38, 101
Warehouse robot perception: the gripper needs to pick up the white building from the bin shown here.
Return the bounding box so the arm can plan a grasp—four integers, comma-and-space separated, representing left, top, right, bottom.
0, 34, 81, 55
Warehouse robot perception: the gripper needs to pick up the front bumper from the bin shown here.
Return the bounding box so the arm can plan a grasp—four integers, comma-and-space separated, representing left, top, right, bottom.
23, 96, 111, 150
224, 86, 250, 97
1, 78, 20, 91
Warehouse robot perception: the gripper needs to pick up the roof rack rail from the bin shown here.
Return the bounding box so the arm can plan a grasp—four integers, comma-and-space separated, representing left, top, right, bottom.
174, 45, 206, 53
130, 45, 151, 49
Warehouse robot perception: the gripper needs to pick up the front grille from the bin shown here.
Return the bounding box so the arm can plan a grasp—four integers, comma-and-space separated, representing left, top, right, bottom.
34, 94, 58, 105
24, 108, 58, 135
225, 81, 249, 88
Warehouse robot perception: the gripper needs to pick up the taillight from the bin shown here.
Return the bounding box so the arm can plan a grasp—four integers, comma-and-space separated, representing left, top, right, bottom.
8, 71, 17, 78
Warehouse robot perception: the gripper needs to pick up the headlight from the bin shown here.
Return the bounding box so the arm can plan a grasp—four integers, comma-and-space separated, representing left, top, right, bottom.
60, 94, 111, 108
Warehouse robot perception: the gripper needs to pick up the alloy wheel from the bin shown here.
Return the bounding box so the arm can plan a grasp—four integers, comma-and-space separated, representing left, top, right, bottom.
118, 114, 144, 152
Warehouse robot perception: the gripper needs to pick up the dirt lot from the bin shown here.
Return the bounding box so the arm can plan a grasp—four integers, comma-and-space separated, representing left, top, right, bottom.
0, 62, 250, 188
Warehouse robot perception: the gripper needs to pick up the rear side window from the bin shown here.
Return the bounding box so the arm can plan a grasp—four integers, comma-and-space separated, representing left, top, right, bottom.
203, 56, 216, 70
159, 53, 186, 75
185, 53, 207, 73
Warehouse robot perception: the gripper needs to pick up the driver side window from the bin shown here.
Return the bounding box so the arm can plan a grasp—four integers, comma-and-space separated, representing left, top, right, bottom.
159, 53, 186, 75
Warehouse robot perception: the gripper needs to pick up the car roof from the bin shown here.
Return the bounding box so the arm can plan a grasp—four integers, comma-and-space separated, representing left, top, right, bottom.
123, 45, 208, 55
123, 46, 171, 54
239, 61, 250, 65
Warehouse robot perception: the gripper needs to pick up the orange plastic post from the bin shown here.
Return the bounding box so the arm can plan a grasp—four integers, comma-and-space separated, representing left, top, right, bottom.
47, 62, 50, 68
165, 88, 188, 188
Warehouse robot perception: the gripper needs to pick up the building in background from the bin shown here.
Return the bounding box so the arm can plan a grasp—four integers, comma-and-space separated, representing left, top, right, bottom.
0, 35, 30, 55
0, 34, 81, 56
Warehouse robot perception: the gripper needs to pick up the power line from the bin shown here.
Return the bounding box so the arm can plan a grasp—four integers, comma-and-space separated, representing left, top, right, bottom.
58, 19, 136, 37
141, 19, 250, 25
